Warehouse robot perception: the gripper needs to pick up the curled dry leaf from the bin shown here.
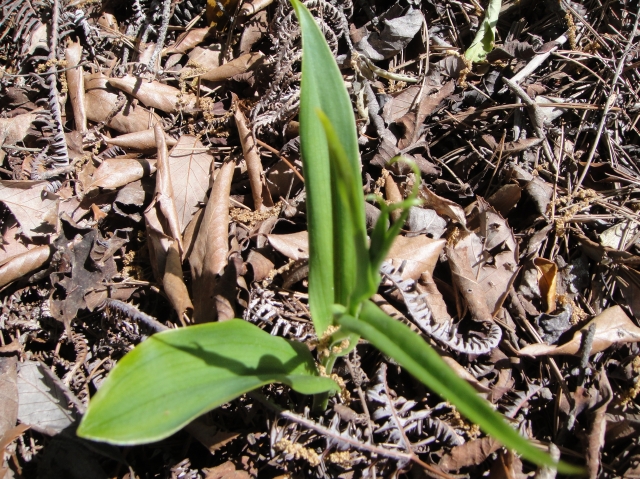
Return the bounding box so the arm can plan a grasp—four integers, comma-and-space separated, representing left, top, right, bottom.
17, 361, 77, 435
0, 181, 59, 239
168, 135, 214, 233
193, 52, 264, 81
88, 158, 157, 190
234, 101, 273, 211
84, 73, 161, 133
587, 371, 612, 479
452, 203, 519, 316
163, 28, 211, 55
144, 127, 184, 280
486, 183, 521, 217
386, 235, 445, 281
446, 244, 495, 323
419, 186, 467, 228
0, 110, 40, 164
533, 257, 557, 313
481, 135, 543, 154
189, 158, 235, 323
163, 241, 194, 322
441, 356, 491, 393
519, 305, 640, 357
105, 129, 178, 151
0, 356, 18, 439
108, 75, 198, 114
65, 41, 86, 133
267, 231, 309, 261
0, 245, 52, 289
383, 171, 403, 222
439, 436, 502, 471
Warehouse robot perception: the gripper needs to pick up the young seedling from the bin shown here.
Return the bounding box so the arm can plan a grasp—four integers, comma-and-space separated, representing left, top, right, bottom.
78, 1, 582, 474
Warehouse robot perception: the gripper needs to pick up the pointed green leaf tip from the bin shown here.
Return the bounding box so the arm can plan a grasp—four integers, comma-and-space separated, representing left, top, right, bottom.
291, 0, 363, 331
465, 0, 502, 62
339, 301, 585, 475
77, 320, 338, 445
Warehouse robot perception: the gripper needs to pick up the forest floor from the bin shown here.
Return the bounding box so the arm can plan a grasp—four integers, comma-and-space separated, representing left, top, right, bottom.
1, 0, 640, 477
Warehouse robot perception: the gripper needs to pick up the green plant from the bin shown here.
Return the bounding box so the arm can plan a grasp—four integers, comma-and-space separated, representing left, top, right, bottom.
77, 1, 581, 473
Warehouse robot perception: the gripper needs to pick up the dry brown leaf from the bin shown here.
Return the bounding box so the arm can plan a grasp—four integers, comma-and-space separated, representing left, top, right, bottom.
0, 181, 58, 239
234, 102, 273, 211
203, 460, 249, 479
453, 203, 519, 316
577, 233, 640, 266
447, 244, 494, 323
144, 126, 184, 280
240, 0, 273, 17
0, 111, 40, 165
105, 129, 178, 151
417, 271, 453, 326
0, 356, 18, 441
168, 135, 214, 233
163, 241, 193, 323
439, 436, 502, 471
486, 184, 521, 217
163, 28, 211, 55
267, 231, 309, 261
481, 135, 543, 154
489, 449, 524, 479
441, 356, 491, 393
65, 41, 86, 133
152, 125, 183, 251
108, 75, 199, 114
189, 158, 235, 323
246, 249, 274, 282
85, 73, 161, 133
0, 218, 35, 265
587, 371, 612, 479
88, 158, 157, 190
195, 52, 264, 81
418, 186, 467, 228
383, 171, 403, 222
0, 245, 51, 289
534, 257, 557, 313
519, 305, 640, 357
386, 235, 445, 281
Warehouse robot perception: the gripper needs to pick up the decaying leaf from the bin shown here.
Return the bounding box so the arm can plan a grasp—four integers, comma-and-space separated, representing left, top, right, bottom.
353, 8, 424, 61
234, 102, 273, 211
192, 52, 264, 81
163, 241, 193, 323
65, 41, 86, 133
189, 158, 235, 323
419, 186, 467, 228
0, 181, 58, 238
88, 158, 157, 191
50, 227, 124, 331
534, 257, 557, 313
439, 436, 502, 471
0, 357, 18, 440
0, 245, 52, 289
17, 361, 77, 435
84, 73, 161, 133
104, 129, 178, 151
519, 306, 640, 357
108, 75, 199, 114
167, 135, 214, 233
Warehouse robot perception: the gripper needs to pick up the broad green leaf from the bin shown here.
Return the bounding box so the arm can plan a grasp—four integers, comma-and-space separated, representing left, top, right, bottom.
292, 0, 364, 328
77, 320, 338, 445
338, 301, 584, 475
316, 110, 372, 309
464, 0, 502, 62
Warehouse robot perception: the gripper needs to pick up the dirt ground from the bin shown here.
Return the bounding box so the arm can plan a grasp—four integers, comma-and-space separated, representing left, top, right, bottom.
1, 0, 640, 477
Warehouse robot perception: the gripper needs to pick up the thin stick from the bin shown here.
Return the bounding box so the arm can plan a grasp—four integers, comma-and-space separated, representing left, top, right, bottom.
256, 139, 305, 183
